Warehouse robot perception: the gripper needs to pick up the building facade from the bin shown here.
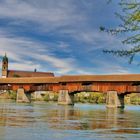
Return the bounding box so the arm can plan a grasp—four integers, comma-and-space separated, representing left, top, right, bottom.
1, 54, 54, 78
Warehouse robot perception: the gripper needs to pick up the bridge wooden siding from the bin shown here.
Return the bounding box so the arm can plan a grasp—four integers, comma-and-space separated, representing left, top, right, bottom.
0, 81, 139, 94
57, 82, 138, 94
30, 82, 138, 94
0, 74, 140, 94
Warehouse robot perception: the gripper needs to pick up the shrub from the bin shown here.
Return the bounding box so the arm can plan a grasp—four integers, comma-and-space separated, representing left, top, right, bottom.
53, 94, 58, 101
74, 92, 106, 104
8, 90, 17, 100
43, 94, 50, 102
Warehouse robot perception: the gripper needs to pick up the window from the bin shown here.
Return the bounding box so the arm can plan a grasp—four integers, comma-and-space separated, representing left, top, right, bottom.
61, 83, 67, 86
82, 82, 92, 86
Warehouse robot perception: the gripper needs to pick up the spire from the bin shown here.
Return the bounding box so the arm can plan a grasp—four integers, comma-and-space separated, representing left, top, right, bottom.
2, 52, 8, 62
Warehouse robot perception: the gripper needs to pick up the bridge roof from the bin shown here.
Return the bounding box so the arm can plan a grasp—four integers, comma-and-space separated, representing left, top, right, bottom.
0, 77, 59, 84
0, 74, 140, 84
59, 74, 140, 82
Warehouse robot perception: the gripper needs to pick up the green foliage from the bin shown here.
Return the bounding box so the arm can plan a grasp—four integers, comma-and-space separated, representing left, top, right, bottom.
89, 92, 106, 104
53, 94, 58, 101
125, 93, 140, 105
100, 0, 140, 63
43, 93, 58, 102
7, 90, 17, 100
131, 97, 140, 105
43, 94, 50, 102
129, 93, 140, 105
74, 92, 106, 104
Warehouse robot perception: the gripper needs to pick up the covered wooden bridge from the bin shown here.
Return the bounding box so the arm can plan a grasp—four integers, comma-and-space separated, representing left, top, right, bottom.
0, 74, 140, 108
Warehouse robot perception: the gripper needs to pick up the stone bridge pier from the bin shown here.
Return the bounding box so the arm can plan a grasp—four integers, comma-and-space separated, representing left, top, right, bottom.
16, 88, 31, 103
106, 91, 124, 108
58, 90, 74, 105
58, 90, 125, 108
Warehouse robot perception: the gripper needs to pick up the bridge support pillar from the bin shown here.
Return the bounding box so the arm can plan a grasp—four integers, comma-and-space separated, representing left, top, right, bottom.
16, 88, 31, 103
58, 90, 74, 105
106, 91, 124, 108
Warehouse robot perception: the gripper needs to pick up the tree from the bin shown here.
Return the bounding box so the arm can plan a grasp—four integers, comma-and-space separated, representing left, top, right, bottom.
100, 0, 140, 63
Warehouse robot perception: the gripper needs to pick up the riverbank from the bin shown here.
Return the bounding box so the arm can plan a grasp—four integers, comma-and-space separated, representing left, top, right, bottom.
34, 91, 140, 105
0, 91, 140, 105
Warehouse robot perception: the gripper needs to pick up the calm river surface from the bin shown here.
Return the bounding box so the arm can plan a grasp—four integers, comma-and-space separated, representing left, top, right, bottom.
0, 100, 139, 140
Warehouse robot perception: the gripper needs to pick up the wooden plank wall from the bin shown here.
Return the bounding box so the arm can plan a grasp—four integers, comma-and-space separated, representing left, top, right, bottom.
52, 82, 137, 94
0, 82, 139, 94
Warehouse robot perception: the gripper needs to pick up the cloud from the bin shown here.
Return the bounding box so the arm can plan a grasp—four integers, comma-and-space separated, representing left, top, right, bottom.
0, 30, 80, 75
61, 29, 124, 49
91, 60, 130, 74
0, 0, 121, 51
0, 30, 129, 75
9, 62, 41, 72
0, 0, 138, 76
0, 0, 86, 32
0, 30, 131, 75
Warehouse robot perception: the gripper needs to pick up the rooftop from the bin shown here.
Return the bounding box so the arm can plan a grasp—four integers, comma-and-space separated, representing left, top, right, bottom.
7, 70, 54, 78
59, 74, 140, 82
0, 77, 59, 84
0, 74, 140, 84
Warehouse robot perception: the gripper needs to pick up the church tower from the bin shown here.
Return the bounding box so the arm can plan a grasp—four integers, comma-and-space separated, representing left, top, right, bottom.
2, 53, 8, 78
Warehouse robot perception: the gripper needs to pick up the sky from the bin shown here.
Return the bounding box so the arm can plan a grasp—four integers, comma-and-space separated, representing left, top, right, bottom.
0, 0, 140, 76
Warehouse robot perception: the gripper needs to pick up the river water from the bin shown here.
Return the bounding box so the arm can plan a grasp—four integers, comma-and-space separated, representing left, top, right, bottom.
0, 100, 139, 140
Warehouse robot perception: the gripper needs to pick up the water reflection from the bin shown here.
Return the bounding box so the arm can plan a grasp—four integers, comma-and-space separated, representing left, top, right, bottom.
0, 100, 140, 140
42, 105, 140, 133
0, 100, 35, 127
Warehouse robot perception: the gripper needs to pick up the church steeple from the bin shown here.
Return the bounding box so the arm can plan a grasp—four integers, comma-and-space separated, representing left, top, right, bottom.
2, 53, 8, 78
